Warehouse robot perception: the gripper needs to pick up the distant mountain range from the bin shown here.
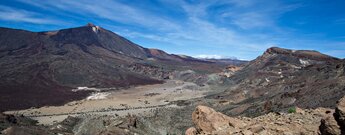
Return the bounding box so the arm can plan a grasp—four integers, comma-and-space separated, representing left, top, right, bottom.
0, 23, 245, 111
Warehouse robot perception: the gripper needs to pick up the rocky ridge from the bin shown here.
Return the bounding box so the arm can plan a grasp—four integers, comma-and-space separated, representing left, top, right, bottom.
209, 47, 345, 117
186, 96, 345, 135
0, 113, 157, 135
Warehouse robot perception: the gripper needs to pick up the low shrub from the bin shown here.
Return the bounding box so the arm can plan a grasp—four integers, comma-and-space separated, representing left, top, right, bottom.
288, 107, 296, 113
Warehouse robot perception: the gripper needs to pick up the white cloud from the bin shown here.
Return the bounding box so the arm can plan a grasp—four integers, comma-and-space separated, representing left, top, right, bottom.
0, 5, 64, 24
231, 12, 272, 29
227, 0, 256, 7
195, 54, 227, 59
15, 0, 319, 59
195, 54, 239, 60
19, 0, 180, 31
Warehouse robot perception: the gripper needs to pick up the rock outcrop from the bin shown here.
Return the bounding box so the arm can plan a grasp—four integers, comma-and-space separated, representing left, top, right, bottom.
0, 113, 52, 135
0, 113, 156, 135
320, 96, 345, 135
186, 96, 345, 135
186, 105, 334, 135
335, 96, 345, 132
319, 113, 341, 135
190, 105, 246, 134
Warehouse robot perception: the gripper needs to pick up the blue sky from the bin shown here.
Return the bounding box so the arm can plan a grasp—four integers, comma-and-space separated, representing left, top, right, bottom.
0, 0, 344, 60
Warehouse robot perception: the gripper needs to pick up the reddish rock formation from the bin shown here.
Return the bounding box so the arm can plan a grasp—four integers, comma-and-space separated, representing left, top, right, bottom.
191, 105, 245, 134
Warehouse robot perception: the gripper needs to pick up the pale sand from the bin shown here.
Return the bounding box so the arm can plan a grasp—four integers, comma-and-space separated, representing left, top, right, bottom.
5, 80, 208, 125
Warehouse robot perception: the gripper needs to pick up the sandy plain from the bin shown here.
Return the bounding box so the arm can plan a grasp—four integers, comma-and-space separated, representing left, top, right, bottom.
5, 80, 208, 125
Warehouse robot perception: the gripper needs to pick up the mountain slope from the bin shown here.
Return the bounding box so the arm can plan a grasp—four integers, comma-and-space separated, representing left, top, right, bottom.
0, 24, 228, 111
48, 23, 148, 58
209, 47, 345, 116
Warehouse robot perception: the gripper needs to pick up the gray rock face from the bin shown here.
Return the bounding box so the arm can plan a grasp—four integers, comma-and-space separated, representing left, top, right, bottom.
334, 96, 345, 134
320, 114, 341, 135
318, 96, 345, 135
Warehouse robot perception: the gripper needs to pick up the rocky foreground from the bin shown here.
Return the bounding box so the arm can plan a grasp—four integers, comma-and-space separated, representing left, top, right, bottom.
3, 97, 345, 135
186, 96, 345, 135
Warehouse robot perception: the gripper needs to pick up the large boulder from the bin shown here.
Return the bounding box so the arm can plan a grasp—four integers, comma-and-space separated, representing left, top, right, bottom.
191, 105, 245, 134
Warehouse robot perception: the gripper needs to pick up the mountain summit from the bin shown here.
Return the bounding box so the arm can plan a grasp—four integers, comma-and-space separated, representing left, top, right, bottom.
45, 23, 148, 58
264, 47, 339, 61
